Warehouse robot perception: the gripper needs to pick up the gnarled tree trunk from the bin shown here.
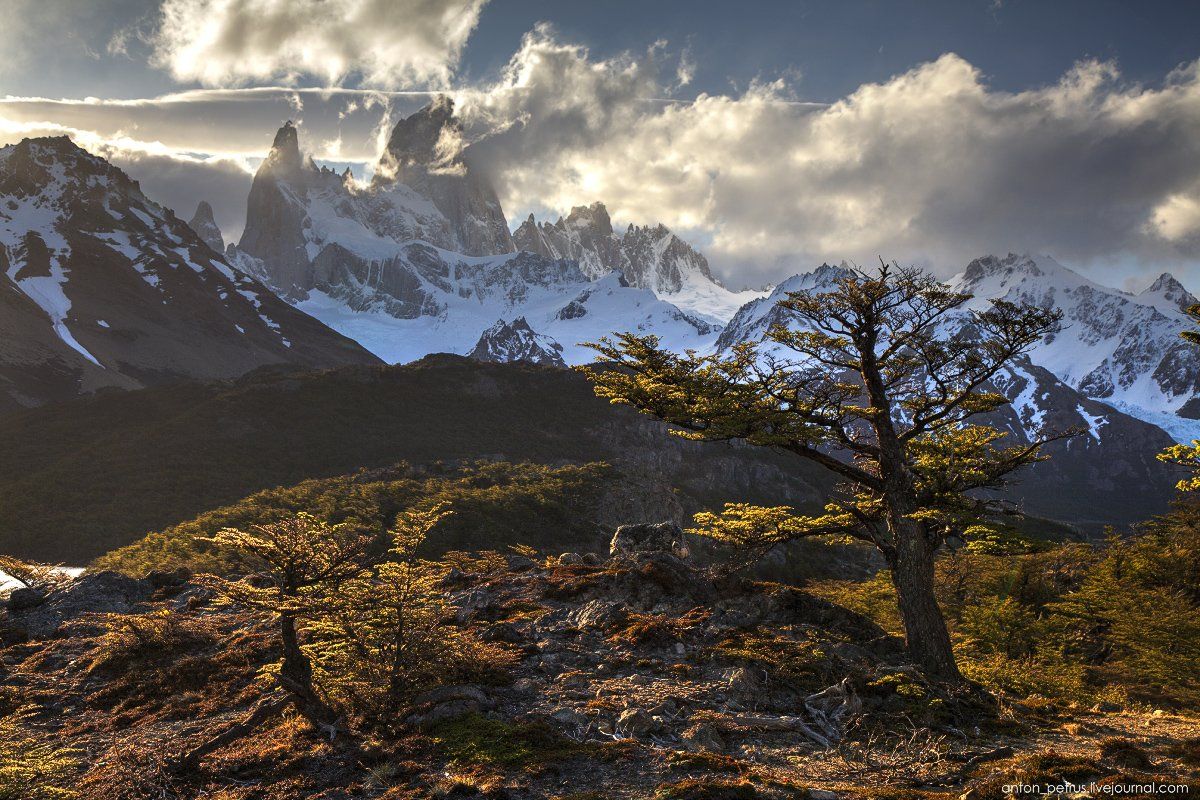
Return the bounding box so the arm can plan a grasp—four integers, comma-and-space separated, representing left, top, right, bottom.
887, 520, 961, 682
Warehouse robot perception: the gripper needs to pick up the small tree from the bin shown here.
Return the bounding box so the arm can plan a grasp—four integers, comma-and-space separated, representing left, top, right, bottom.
309, 505, 461, 722
202, 513, 375, 723
581, 263, 1063, 682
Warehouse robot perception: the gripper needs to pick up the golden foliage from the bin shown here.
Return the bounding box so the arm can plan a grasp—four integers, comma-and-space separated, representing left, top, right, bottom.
1159, 440, 1200, 492
0, 710, 80, 799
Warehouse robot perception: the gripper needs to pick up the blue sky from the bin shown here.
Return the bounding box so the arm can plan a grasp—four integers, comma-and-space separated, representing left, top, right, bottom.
2, 0, 1200, 289
7, 1, 1200, 101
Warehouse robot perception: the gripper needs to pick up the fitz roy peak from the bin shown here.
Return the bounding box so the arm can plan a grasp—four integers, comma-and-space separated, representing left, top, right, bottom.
0, 136, 378, 413
233, 99, 727, 365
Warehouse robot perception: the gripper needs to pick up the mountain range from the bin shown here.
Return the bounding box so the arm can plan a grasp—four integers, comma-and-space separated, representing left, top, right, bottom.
0, 98, 1195, 532
0, 136, 378, 413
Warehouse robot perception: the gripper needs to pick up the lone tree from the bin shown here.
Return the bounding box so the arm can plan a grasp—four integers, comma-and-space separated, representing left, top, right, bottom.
203, 513, 375, 723
581, 263, 1064, 682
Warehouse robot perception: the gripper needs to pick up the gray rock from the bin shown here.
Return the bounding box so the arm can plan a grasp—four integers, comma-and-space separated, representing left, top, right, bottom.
726, 666, 764, 696
482, 622, 524, 644
558, 552, 584, 566
406, 684, 494, 729
609, 522, 689, 560
7, 571, 152, 639
6, 587, 45, 611
506, 554, 536, 571
681, 721, 725, 753
570, 599, 628, 631
615, 707, 660, 739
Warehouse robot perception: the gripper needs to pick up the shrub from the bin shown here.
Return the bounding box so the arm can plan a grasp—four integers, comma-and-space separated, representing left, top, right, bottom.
0, 710, 80, 799
95, 461, 612, 577
308, 506, 514, 726
84, 609, 217, 675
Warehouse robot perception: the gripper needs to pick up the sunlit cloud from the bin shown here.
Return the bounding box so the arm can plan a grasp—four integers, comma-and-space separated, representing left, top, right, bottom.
150, 0, 488, 89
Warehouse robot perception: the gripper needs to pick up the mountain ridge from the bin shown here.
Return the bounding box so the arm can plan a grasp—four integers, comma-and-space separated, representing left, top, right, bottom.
0, 135, 379, 413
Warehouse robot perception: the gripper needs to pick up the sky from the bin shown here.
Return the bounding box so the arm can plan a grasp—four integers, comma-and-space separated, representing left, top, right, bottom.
2, 0, 1200, 291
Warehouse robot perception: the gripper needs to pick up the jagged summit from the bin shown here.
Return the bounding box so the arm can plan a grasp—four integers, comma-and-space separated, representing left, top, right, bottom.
187, 201, 224, 253
564, 202, 615, 236
468, 316, 566, 368
383, 95, 458, 167
261, 121, 303, 179
1139, 271, 1197, 312
511, 200, 756, 321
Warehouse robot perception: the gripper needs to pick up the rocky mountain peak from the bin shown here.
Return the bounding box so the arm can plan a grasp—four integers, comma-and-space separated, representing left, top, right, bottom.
513, 201, 727, 302
383, 96, 460, 168
959, 252, 1044, 284
468, 316, 566, 368
266, 121, 303, 174
563, 202, 614, 237
187, 201, 224, 253
1, 136, 133, 199
1139, 271, 1197, 311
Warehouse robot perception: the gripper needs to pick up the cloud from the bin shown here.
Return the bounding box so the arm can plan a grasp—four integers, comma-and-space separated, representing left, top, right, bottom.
451, 33, 1200, 288
3, 26, 1200, 292
151, 0, 488, 89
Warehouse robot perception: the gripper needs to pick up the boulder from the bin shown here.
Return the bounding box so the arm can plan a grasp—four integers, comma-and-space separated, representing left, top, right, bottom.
6, 587, 45, 611
615, 707, 660, 739
681, 721, 725, 752
558, 552, 584, 567
405, 685, 494, 729
609, 522, 689, 560
5, 571, 152, 639
570, 599, 628, 631
506, 554, 537, 571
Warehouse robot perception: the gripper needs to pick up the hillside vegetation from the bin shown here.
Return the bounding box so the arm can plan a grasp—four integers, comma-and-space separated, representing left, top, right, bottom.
1, 507, 1196, 798
0, 356, 833, 562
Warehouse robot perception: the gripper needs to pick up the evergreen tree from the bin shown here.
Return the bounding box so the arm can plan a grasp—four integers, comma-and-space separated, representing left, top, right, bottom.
581, 263, 1063, 682
1183, 303, 1200, 346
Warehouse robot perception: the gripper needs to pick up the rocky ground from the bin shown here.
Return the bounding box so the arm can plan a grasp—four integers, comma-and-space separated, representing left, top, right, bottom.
2, 525, 1197, 799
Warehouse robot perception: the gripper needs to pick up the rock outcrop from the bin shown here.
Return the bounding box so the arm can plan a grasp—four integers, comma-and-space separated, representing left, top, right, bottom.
468, 317, 566, 367
186, 200, 225, 253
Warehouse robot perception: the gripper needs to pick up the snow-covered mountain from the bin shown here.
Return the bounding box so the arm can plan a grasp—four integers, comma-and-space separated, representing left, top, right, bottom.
233, 102, 722, 365
715, 261, 1183, 527
513, 201, 764, 322
948, 254, 1200, 443
0, 136, 379, 412
469, 317, 566, 367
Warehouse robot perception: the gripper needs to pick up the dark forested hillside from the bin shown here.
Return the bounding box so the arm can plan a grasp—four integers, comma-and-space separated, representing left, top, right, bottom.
0, 354, 1175, 564
0, 356, 834, 562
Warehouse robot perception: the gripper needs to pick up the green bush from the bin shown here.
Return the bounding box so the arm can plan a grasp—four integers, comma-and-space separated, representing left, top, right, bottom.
812, 501, 1200, 708
95, 461, 612, 576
